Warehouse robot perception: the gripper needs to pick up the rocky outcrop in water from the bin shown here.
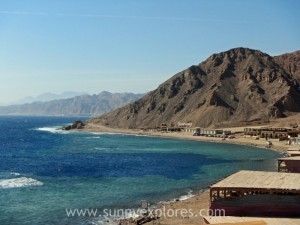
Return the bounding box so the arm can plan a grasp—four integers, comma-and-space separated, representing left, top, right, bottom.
63, 121, 85, 130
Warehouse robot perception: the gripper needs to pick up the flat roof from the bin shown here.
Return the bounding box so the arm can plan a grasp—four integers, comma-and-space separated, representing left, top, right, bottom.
204, 216, 300, 225
210, 170, 300, 190
288, 147, 300, 151
207, 222, 266, 225
278, 156, 300, 161
288, 151, 300, 156
288, 150, 300, 153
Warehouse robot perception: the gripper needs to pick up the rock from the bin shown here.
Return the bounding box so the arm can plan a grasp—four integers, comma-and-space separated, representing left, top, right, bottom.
62, 120, 85, 130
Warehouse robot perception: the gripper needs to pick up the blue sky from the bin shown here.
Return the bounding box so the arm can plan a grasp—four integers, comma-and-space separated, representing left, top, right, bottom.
0, 0, 299, 103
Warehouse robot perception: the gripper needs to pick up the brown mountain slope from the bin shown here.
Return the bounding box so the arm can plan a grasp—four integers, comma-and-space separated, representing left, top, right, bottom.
274, 50, 300, 83
89, 48, 300, 129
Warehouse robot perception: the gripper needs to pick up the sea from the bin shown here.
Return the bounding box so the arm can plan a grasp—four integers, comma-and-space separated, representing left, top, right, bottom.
0, 116, 280, 225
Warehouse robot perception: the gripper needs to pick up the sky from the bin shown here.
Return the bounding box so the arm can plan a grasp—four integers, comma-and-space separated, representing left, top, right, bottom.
0, 0, 300, 104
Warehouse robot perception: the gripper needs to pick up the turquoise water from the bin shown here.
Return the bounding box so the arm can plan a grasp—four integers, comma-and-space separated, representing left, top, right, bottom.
0, 116, 280, 225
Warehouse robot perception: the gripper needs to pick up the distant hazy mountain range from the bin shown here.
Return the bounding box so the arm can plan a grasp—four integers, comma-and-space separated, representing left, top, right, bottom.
0, 91, 144, 116
6, 91, 88, 106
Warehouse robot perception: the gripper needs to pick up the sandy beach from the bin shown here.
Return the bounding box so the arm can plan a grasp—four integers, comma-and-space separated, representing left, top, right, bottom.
82, 123, 290, 153
79, 123, 291, 225
145, 191, 210, 225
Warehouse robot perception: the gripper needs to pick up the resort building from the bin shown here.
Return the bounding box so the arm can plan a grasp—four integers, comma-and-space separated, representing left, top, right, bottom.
204, 216, 300, 225
201, 129, 223, 135
184, 127, 231, 136
291, 137, 300, 146
144, 123, 184, 132
244, 128, 263, 137
278, 156, 300, 173
200, 129, 228, 136
244, 127, 300, 140
209, 170, 300, 217
288, 147, 300, 151
160, 126, 182, 132
184, 127, 200, 133
287, 151, 300, 157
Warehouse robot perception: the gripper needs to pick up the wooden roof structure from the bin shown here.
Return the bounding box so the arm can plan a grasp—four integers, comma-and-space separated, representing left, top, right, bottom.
210, 170, 300, 191
278, 156, 300, 161
278, 156, 300, 173
287, 151, 300, 157
204, 216, 300, 225
288, 147, 300, 151
207, 222, 266, 225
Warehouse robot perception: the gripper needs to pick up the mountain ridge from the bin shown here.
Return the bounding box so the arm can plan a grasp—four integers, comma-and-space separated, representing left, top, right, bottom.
89, 47, 300, 129
274, 50, 300, 83
6, 91, 88, 106
0, 92, 144, 116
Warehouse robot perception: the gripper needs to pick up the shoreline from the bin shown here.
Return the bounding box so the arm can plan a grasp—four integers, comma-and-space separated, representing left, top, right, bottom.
110, 189, 209, 225
111, 190, 211, 225
78, 123, 288, 225
81, 123, 290, 153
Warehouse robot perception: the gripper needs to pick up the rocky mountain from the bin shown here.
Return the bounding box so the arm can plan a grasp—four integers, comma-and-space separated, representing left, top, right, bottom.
89, 48, 300, 129
0, 92, 144, 116
274, 50, 300, 83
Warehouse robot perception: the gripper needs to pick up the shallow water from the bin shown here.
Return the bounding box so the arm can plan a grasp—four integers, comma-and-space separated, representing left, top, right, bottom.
0, 116, 280, 225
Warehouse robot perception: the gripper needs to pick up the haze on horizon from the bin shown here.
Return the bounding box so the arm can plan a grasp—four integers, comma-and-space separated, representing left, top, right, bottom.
0, 0, 299, 104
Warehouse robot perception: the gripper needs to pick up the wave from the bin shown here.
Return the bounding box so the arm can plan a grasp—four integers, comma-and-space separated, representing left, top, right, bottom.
10, 172, 20, 176
87, 132, 121, 135
87, 131, 148, 137
178, 190, 195, 201
92, 190, 199, 225
89, 190, 205, 225
36, 126, 73, 134
156, 190, 199, 206
0, 171, 21, 179
89, 132, 107, 135
85, 136, 101, 139
0, 177, 43, 189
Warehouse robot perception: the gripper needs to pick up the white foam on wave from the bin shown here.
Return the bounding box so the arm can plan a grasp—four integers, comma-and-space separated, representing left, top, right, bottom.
36, 127, 72, 134
0, 177, 43, 189
10, 172, 20, 176
133, 134, 147, 137
94, 147, 110, 151
81, 131, 150, 139
90, 132, 106, 135
157, 190, 197, 206
93, 210, 141, 225
85, 136, 101, 139
178, 190, 195, 201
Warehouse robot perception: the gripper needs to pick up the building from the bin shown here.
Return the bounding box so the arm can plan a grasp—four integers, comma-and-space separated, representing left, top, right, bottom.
244, 127, 299, 139
184, 127, 200, 133
287, 151, 300, 157
209, 170, 300, 217
288, 147, 300, 151
201, 129, 224, 136
244, 128, 262, 137
156, 123, 182, 132
278, 156, 300, 173
204, 216, 300, 225
291, 137, 300, 146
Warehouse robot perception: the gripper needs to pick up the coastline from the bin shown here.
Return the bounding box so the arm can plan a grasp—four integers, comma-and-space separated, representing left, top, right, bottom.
81, 123, 290, 153
114, 190, 210, 225
79, 123, 287, 225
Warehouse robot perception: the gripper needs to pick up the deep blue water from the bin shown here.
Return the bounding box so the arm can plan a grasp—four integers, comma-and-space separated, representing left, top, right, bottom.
0, 116, 280, 225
